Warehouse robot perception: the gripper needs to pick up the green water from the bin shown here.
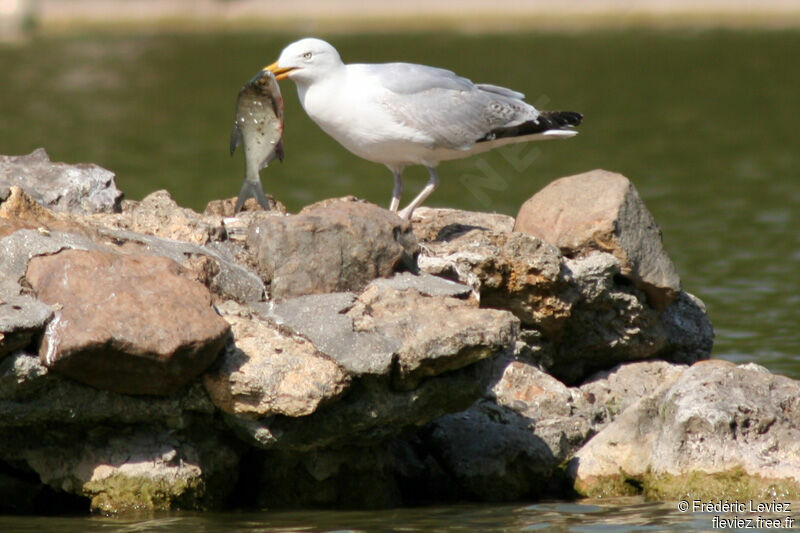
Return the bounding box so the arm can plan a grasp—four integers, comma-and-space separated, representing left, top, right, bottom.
1, 29, 799, 529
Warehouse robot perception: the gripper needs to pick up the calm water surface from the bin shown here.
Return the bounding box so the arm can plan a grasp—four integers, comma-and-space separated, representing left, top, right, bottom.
1, 30, 799, 529
0, 498, 766, 532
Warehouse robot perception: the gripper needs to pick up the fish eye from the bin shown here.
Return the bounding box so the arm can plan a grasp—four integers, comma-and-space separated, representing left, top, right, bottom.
302, 52, 312, 60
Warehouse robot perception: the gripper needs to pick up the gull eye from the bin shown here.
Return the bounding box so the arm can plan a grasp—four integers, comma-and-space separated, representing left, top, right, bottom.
302, 52, 312, 60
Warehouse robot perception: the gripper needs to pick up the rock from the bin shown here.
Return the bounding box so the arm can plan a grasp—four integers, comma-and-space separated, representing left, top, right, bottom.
0, 148, 122, 214
203, 301, 350, 418
22, 429, 238, 513
418, 229, 573, 334
204, 195, 286, 217
570, 360, 800, 500
228, 357, 496, 453
239, 447, 403, 509
409, 206, 515, 242
270, 293, 399, 376
579, 359, 687, 419
415, 358, 691, 502
367, 271, 472, 299
246, 198, 417, 299
0, 352, 215, 427
25, 249, 230, 395
102, 190, 227, 245
538, 252, 711, 383
347, 285, 519, 389
0, 296, 53, 359
514, 170, 680, 310
424, 401, 556, 501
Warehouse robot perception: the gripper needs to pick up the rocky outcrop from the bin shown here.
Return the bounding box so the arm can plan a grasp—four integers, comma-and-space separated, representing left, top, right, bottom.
0, 148, 122, 214
570, 360, 800, 500
0, 152, 732, 513
514, 170, 680, 310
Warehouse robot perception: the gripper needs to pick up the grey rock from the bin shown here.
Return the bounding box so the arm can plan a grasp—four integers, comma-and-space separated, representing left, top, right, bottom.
270, 293, 398, 376
0, 352, 215, 427
579, 360, 687, 419
414, 358, 690, 502
0, 295, 53, 359
544, 252, 711, 384
0, 229, 101, 297
347, 285, 519, 390
368, 271, 472, 298
426, 401, 556, 501
515, 170, 680, 310
0, 148, 122, 214
570, 360, 800, 500
247, 198, 417, 299
203, 301, 350, 418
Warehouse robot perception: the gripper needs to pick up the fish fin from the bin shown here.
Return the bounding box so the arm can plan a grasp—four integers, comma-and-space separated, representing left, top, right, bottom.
258, 148, 281, 171
230, 123, 242, 156
275, 139, 285, 162
234, 179, 272, 214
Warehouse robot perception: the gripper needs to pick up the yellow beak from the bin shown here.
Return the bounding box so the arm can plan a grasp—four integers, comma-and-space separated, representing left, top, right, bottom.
263, 61, 296, 81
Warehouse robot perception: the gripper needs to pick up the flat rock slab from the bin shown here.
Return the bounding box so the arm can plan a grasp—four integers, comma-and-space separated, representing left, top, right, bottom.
204, 301, 350, 418
269, 293, 398, 376
514, 170, 680, 310
0, 148, 122, 214
25, 249, 230, 395
348, 285, 520, 390
246, 198, 417, 300
570, 360, 800, 500
367, 272, 472, 299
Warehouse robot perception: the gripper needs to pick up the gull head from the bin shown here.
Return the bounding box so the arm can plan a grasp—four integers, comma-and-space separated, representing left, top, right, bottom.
264, 38, 343, 85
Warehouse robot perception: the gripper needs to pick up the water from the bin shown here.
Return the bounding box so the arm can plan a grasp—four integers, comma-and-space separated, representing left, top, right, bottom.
1, 29, 799, 529
0, 498, 774, 532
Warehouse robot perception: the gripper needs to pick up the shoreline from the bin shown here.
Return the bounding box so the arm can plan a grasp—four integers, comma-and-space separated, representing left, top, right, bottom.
20, 0, 800, 34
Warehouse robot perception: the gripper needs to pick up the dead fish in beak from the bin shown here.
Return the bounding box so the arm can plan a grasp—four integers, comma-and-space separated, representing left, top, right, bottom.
230, 69, 284, 213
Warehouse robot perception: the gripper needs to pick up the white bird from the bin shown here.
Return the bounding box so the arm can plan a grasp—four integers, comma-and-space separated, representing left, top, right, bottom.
264, 38, 582, 219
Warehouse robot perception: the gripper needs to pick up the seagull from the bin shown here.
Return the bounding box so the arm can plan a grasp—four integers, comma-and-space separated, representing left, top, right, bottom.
264, 38, 582, 219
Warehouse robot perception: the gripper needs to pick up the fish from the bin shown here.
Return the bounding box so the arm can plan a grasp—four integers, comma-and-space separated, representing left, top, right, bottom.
230, 69, 285, 213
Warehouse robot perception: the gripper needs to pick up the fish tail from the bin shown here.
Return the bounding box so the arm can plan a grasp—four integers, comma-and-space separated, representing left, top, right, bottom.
234, 178, 272, 213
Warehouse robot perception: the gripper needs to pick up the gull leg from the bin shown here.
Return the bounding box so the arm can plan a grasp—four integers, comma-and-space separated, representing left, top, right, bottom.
398, 167, 439, 220
389, 168, 404, 212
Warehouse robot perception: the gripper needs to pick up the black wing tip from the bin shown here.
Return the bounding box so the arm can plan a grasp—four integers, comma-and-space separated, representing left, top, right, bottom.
542, 110, 583, 127
477, 110, 583, 143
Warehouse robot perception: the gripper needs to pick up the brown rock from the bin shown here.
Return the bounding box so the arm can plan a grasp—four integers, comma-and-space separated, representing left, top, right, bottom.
100, 190, 226, 245
409, 206, 515, 243
347, 285, 519, 389
514, 170, 680, 309
26, 249, 230, 395
204, 195, 286, 217
246, 198, 417, 300
418, 228, 573, 333
203, 301, 350, 418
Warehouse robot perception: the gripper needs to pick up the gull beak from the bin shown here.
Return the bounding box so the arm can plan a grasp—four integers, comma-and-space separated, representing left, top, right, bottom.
263, 61, 296, 81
